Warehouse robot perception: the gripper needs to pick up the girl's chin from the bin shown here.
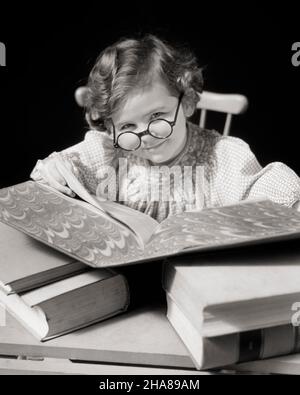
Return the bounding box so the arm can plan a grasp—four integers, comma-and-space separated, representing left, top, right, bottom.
136, 143, 177, 163
146, 152, 174, 164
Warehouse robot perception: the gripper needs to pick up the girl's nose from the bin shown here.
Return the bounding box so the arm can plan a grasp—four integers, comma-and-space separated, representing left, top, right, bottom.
134, 124, 154, 145
140, 133, 157, 148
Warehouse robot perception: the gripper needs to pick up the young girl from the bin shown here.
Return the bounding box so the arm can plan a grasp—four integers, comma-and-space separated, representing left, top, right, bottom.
30, 34, 300, 222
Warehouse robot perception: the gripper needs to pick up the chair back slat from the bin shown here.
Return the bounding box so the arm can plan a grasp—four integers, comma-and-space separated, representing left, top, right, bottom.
196, 91, 248, 135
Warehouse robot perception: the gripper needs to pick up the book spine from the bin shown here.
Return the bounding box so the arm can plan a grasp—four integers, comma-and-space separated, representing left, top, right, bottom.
202, 324, 300, 370
238, 325, 300, 363
166, 293, 300, 370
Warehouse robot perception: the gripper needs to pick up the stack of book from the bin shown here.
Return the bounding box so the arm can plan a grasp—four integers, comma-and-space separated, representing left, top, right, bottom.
162, 241, 300, 370
1, 172, 300, 373
0, 222, 130, 341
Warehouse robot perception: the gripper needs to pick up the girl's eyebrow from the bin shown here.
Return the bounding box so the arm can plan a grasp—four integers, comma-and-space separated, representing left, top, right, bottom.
116, 105, 168, 128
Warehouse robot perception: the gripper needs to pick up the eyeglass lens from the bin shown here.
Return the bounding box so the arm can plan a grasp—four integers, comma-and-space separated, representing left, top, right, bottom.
117, 120, 172, 150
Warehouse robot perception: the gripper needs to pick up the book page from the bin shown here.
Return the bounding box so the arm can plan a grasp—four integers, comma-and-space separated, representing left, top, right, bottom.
99, 200, 158, 246
0, 288, 49, 340
55, 157, 158, 246
143, 200, 300, 257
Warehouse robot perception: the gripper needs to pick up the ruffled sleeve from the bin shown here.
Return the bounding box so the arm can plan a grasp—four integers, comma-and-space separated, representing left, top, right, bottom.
31, 130, 120, 195
209, 136, 300, 208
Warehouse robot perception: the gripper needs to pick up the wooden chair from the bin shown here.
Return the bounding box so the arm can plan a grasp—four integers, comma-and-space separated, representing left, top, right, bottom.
196, 91, 249, 136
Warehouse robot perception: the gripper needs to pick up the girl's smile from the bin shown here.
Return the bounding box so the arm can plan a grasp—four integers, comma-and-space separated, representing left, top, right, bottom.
143, 139, 167, 151
111, 80, 188, 164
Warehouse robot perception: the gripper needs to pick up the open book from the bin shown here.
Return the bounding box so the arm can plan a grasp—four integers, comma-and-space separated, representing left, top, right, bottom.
1, 159, 300, 268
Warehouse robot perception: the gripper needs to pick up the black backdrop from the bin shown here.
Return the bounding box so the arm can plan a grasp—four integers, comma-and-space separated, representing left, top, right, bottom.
0, 2, 299, 188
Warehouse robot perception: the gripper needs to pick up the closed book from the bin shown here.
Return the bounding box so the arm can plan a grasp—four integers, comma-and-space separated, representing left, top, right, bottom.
0, 269, 129, 341
230, 353, 300, 375
166, 293, 300, 370
162, 242, 300, 337
0, 221, 87, 294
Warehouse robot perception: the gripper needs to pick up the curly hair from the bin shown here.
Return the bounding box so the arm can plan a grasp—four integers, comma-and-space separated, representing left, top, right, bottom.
84, 34, 204, 132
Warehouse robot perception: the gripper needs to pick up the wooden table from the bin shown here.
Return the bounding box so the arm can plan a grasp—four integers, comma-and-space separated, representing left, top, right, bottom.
0, 302, 217, 375
2, 294, 299, 375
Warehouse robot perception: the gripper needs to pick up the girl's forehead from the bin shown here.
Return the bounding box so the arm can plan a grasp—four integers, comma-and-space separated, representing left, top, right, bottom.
112, 81, 176, 123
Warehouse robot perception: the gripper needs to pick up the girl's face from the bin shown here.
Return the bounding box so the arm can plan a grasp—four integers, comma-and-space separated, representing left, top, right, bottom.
111, 80, 188, 164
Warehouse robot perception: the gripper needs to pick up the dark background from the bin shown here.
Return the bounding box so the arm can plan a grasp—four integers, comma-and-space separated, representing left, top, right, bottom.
0, 2, 299, 188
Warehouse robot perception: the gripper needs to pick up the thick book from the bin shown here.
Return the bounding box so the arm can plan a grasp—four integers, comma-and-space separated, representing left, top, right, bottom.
0, 269, 129, 341
162, 244, 300, 337
1, 160, 300, 268
166, 294, 300, 370
0, 221, 87, 294
230, 353, 300, 375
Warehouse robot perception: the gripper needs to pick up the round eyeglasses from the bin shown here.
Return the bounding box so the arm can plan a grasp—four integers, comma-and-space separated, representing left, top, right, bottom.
112, 93, 183, 151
